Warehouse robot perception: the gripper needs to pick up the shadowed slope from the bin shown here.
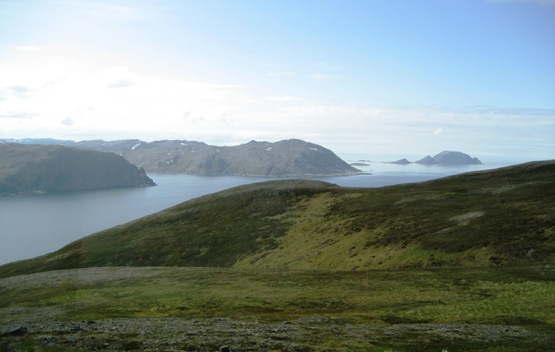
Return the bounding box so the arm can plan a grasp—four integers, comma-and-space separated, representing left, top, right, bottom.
0, 143, 154, 195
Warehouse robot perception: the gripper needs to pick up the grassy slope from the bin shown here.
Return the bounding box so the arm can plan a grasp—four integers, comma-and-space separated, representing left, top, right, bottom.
1, 161, 554, 277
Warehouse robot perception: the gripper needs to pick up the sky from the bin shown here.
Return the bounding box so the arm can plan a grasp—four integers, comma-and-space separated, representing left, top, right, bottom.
0, 0, 554, 162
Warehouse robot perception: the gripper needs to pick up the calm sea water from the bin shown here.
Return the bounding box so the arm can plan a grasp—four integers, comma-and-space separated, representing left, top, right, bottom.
0, 162, 508, 265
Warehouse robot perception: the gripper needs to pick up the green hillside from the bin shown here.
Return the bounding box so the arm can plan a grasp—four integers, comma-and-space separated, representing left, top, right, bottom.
1, 160, 554, 277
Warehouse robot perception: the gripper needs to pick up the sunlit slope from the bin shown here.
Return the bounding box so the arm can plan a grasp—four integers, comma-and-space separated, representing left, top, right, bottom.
1, 160, 554, 277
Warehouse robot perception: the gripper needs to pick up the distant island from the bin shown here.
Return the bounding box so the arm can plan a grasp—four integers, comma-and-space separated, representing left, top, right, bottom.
2, 138, 359, 177
390, 158, 411, 165
391, 151, 482, 166
0, 143, 155, 195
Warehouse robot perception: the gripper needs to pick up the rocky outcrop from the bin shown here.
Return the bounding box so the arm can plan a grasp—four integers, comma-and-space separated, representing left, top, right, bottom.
0, 143, 155, 195
74, 139, 359, 176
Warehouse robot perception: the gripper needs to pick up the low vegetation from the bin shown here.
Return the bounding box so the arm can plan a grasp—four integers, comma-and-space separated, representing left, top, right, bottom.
1, 266, 554, 351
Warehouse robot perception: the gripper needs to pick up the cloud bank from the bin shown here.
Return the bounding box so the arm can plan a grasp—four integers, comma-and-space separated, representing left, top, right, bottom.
0, 59, 553, 162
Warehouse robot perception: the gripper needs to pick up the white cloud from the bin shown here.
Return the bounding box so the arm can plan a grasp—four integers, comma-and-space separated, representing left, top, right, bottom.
266, 71, 295, 77
66, 1, 145, 20
263, 96, 304, 103
0, 60, 259, 139
108, 79, 135, 89
6, 86, 34, 99
309, 73, 339, 81
433, 127, 444, 135
61, 117, 75, 126
16, 45, 44, 52
0, 111, 36, 119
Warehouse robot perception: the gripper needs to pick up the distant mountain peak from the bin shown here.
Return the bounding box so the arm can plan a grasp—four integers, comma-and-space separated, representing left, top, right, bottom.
415, 155, 436, 165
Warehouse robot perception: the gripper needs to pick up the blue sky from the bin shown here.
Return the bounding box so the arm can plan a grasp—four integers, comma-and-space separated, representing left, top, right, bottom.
0, 0, 554, 161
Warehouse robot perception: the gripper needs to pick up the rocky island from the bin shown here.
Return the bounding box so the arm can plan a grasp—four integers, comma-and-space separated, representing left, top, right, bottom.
388, 151, 482, 165
0, 143, 155, 195
415, 150, 482, 165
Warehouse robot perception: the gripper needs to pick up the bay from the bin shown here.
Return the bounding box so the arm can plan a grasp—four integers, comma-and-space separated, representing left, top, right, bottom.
0, 162, 507, 265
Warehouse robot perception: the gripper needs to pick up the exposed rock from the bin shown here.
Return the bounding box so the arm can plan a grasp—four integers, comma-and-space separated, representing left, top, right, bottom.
0, 317, 551, 351
2, 326, 27, 336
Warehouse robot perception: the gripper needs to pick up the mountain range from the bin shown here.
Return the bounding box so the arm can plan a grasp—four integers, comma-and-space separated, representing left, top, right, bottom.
1, 159, 552, 277
2, 138, 359, 177
0, 143, 155, 195
72, 139, 359, 176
